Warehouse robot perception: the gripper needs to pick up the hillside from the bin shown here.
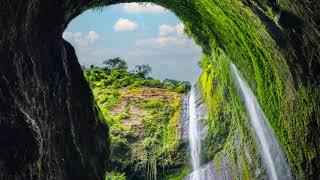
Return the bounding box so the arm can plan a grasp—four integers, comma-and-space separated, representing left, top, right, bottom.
84, 58, 191, 179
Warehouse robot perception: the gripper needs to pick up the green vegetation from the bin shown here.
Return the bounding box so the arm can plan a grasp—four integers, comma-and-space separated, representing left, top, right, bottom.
105, 172, 126, 180
199, 53, 263, 178
85, 58, 191, 179
82, 0, 320, 178
85, 57, 191, 93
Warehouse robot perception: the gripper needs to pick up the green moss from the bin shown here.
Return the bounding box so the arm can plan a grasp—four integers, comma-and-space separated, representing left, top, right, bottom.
167, 166, 192, 180
105, 171, 126, 180
199, 52, 264, 178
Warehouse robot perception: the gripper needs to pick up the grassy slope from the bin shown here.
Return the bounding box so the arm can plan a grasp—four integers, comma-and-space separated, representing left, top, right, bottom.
94, 86, 190, 179
84, 61, 192, 179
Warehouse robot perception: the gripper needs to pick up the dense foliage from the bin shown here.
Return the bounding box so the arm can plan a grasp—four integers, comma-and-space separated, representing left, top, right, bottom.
84, 57, 191, 93
84, 58, 191, 179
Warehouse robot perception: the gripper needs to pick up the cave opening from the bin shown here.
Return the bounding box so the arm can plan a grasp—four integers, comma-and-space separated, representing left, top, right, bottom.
63, 2, 202, 83
0, 0, 319, 179
63, 2, 205, 179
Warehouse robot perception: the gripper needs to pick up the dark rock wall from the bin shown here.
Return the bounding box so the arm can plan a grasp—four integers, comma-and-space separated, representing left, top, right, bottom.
0, 1, 108, 179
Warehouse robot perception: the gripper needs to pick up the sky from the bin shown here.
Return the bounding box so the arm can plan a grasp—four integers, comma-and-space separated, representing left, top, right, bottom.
63, 3, 202, 83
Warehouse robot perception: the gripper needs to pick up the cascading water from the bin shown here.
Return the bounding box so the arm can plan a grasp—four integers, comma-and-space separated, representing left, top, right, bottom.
188, 86, 201, 180
230, 63, 292, 180
186, 86, 232, 180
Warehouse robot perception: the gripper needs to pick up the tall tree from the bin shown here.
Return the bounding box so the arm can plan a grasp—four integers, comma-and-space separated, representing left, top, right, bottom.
134, 64, 152, 78
103, 57, 128, 71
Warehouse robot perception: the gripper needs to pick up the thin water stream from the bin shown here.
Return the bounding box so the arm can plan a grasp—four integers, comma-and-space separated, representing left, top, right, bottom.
188, 87, 201, 180
187, 86, 231, 180
230, 63, 292, 180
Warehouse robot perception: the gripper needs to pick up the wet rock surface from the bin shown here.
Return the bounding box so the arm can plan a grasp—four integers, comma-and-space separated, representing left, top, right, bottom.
0, 2, 109, 179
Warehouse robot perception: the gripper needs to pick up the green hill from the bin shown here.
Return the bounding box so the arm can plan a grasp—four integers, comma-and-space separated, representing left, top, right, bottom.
84, 58, 191, 179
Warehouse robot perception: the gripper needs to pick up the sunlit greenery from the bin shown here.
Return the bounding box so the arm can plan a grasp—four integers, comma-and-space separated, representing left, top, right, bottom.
84, 57, 191, 93
82, 0, 320, 178
85, 58, 191, 179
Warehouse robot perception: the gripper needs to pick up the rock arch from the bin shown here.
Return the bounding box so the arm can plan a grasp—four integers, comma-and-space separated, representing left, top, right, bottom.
0, 0, 319, 179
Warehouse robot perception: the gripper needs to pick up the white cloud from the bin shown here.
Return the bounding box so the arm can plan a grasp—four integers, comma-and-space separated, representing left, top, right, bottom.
87, 31, 100, 43
63, 31, 100, 46
135, 36, 188, 48
159, 23, 185, 36
122, 3, 166, 14
113, 18, 138, 32
136, 23, 190, 48
175, 23, 185, 36
159, 24, 176, 36
128, 49, 162, 57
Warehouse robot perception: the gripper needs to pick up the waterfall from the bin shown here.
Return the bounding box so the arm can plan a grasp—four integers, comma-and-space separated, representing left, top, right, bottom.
186, 86, 232, 180
188, 86, 201, 180
230, 63, 292, 180
187, 161, 232, 180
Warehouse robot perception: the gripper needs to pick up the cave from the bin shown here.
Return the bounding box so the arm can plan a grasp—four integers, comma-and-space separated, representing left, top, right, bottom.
0, 0, 319, 179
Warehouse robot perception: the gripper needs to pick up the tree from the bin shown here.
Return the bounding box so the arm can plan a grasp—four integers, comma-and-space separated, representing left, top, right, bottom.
134, 64, 152, 78
176, 81, 191, 93
163, 79, 180, 86
103, 57, 128, 71
163, 79, 191, 92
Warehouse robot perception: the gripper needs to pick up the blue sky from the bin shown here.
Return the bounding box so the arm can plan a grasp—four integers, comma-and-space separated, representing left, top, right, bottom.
64, 3, 202, 83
